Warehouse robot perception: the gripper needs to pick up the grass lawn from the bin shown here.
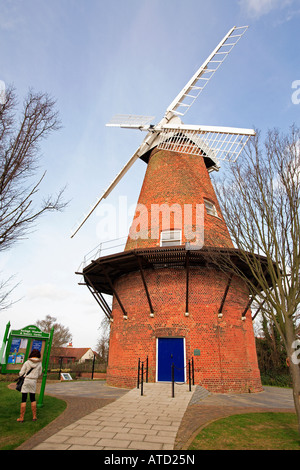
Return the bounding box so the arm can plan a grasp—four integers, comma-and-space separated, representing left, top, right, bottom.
188, 412, 300, 450
0, 382, 67, 450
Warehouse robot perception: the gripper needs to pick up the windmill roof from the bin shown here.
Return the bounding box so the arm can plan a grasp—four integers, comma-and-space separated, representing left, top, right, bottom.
139, 139, 218, 170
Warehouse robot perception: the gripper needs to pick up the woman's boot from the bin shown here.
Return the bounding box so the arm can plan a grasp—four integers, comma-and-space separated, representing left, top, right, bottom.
31, 401, 37, 421
17, 402, 26, 422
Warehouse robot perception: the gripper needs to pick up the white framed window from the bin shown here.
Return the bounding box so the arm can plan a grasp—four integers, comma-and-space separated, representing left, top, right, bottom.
160, 229, 182, 247
204, 199, 218, 217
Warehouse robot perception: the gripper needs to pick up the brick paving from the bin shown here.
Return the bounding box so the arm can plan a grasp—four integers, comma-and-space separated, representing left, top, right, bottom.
175, 385, 296, 449
16, 396, 116, 450
30, 383, 196, 450
16, 381, 295, 451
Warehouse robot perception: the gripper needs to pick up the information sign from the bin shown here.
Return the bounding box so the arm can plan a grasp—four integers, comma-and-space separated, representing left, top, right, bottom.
0, 323, 54, 408
61, 373, 73, 381
2, 325, 49, 372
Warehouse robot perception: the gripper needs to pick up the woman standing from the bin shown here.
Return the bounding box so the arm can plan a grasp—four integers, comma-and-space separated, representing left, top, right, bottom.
17, 349, 43, 422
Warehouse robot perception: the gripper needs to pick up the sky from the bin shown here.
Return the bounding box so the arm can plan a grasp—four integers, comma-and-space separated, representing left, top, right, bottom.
0, 0, 300, 349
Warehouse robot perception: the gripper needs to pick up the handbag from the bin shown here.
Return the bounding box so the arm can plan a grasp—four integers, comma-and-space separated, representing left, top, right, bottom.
16, 367, 34, 392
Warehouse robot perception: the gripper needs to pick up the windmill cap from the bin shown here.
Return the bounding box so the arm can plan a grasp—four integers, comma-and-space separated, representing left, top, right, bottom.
139, 132, 219, 171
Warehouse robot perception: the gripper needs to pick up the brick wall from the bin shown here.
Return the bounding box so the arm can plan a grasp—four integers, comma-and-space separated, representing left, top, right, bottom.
125, 148, 233, 250
106, 267, 262, 393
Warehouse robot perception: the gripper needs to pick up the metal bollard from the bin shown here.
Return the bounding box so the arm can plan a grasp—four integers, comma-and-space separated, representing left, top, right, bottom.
171, 363, 175, 398
141, 362, 144, 396
137, 358, 140, 389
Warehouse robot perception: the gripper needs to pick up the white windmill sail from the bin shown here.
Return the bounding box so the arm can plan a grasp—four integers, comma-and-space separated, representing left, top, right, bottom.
71, 131, 160, 238
71, 25, 254, 238
157, 123, 255, 163
165, 26, 248, 118
106, 114, 155, 129
71, 149, 141, 238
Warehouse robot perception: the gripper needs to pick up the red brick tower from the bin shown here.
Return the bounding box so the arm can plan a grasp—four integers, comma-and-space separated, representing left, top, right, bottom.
125, 147, 233, 250
99, 146, 262, 392
77, 26, 264, 393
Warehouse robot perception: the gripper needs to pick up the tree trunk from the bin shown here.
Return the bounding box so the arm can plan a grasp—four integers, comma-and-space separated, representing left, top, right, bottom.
286, 321, 300, 436
289, 361, 300, 435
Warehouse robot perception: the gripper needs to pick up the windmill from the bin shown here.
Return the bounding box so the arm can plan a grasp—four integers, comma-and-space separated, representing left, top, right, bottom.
76, 26, 264, 392
71, 25, 255, 239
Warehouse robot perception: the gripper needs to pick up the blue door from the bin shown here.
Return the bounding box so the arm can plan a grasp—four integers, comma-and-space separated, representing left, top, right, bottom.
157, 338, 185, 382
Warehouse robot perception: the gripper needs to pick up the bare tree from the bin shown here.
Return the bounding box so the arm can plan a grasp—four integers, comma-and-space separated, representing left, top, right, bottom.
36, 314, 72, 348
214, 125, 300, 434
95, 333, 109, 365
95, 315, 110, 365
0, 86, 66, 308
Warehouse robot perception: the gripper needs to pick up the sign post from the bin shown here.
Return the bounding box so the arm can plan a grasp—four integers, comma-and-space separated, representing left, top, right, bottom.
38, 327, 54, 408
0, 321, 11, 368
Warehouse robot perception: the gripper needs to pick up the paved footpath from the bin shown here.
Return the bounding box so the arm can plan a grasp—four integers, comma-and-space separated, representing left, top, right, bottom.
16, 381, 295, 451
32, 383, 196, 450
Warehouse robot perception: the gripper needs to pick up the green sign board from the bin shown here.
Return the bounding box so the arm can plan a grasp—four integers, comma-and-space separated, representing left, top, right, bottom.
12, 325, 50, 339
0, 322, 54, 408
2, 325, 50, 373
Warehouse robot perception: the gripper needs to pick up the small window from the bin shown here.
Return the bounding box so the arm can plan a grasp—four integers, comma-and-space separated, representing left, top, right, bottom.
204, 199, 218, 217
160, 229, 182, 247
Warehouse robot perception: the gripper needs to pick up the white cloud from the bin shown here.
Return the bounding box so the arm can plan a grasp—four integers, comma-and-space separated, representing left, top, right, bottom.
27, 283, 72, 301
0, 3, 24, 31
239, 0, 293, 18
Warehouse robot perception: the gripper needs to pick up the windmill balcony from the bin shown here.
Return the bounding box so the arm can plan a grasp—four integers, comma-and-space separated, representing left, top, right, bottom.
78, 236, 128, 272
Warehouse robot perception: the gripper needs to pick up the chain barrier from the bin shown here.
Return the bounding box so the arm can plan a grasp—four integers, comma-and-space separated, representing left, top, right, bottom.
136, 356, 195, 398
172, 358, 194, 397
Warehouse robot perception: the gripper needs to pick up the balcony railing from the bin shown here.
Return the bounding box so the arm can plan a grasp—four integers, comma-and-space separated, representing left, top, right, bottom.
78, 236, 128, 272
